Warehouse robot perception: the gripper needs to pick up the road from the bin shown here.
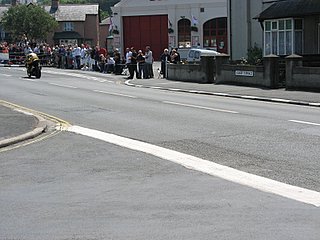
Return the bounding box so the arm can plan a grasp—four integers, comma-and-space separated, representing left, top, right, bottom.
0, 67, 319, 239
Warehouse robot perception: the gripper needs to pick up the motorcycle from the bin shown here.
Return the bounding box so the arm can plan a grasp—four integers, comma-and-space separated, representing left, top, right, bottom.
26, 52, 41, 79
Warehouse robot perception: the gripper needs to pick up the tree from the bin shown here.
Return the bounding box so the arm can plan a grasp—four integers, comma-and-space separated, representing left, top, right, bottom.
1, 4, 58, 42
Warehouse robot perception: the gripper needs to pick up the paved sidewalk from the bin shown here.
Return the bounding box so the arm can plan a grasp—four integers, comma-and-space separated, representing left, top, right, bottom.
126, 62, 320, 107
0, 104, 47, 148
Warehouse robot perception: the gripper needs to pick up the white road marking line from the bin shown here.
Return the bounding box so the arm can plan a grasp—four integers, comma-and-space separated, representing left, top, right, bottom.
43, 70, 108, 82
289, 120, 320, 126
93, 90, 137, 98
241, 95, 258, 99
67, 125, 320, 207
271, 98, 292, 103
163, 101, 239, 114
0, 74, 12, 77
309, 103, 320, 107
49, 83, 78, 89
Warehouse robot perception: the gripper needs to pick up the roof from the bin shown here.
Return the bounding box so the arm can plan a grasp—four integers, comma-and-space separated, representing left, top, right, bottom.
100, 17, 111, 25
44, 4, 99, 22
256, 0, 320, 21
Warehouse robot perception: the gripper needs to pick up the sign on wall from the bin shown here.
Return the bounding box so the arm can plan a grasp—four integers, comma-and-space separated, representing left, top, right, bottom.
235, 70, 254, 77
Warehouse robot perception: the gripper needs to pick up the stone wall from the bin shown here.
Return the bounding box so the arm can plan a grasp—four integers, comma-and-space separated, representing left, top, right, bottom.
286, 55, 320, 91
215, 55, 279, 88
166, 53, 320, 92
167, 56, 215, 83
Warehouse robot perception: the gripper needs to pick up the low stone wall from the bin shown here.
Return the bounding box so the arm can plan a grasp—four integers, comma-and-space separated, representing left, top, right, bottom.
167, 57, 215, 83
215, 64, 265, 86
166, 53, 320, 91
286, 55, 320, 92
288, 67, 320, 91
215, 55, 279, 88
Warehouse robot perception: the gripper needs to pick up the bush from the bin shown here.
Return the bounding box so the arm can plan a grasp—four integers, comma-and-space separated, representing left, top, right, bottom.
247, 44, 262, 65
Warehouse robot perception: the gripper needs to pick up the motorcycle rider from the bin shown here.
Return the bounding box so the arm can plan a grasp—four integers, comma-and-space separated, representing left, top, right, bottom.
25, 51, 40, 73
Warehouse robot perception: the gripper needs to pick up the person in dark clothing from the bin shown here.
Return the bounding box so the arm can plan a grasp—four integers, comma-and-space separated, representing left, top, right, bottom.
136, 50, 145, 79
170, 48, 180, 64
113, 49, 122, 75
160, 48, 170, 78
127, 47, 137, 79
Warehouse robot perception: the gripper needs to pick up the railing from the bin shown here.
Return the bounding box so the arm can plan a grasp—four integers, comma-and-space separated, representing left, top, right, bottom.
0, 50, 55, 66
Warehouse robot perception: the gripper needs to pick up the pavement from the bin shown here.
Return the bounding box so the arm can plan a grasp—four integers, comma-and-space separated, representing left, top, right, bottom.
0, 103, 47, 148
1, 63, 320, 148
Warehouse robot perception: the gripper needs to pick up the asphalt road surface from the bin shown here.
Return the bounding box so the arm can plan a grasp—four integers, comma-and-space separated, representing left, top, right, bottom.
0, 67, 319, 240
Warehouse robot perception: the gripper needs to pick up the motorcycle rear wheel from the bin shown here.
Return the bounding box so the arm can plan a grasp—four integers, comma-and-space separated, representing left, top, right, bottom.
35, 67, 41, 79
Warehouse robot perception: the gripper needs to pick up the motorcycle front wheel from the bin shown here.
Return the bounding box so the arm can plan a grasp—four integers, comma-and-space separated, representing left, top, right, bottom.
27, 68, 32, 78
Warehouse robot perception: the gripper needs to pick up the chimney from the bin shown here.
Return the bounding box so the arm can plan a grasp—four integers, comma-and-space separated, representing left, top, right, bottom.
51, 0, 59, 13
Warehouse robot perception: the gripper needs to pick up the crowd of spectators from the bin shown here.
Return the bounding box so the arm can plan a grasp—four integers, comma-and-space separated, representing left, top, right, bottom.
1, 41, 182, 78
0, 41, 53, 65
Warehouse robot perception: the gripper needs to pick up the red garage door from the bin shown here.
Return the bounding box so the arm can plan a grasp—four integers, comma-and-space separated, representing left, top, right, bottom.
123, 15, 168, 60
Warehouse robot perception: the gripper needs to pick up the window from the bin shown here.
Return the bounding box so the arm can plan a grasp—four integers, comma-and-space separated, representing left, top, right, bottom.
203, 18, 227, 53
178, 19, 191, 48
64, 22, 74, 31
264, 18, 303, 56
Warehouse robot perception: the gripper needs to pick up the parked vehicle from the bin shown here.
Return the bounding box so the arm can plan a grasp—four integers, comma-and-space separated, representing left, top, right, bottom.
187, 48, 220, 62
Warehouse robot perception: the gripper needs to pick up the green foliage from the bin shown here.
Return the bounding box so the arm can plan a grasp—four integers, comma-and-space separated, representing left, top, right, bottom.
100, 9, 109, 19
2, 4, 58, 42
247, 44, 263, 65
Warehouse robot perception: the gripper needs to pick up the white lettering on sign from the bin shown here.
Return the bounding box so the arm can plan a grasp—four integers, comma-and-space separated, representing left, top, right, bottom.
235, 70, 254, 77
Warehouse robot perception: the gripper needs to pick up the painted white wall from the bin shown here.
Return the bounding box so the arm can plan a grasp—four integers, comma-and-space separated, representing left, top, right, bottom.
111, 0, 227, 51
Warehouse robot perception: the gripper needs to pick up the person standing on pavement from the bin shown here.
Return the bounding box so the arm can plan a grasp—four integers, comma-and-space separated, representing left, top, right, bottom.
144, 46, 154, 79
136, 50, 145, 79
128, 47, 138, 79
80, 44, 87, 69
72, 44, 81, 69
170, 48, 180, 64
125, 47, 132, 77
160, 48, 170, 78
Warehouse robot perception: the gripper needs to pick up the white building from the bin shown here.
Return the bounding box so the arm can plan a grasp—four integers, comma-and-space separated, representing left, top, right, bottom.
111, 0, 227, 60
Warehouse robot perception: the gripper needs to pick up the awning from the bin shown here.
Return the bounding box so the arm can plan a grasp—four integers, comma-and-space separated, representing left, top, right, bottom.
53, 31, 82, 39
255, 0, 320, 22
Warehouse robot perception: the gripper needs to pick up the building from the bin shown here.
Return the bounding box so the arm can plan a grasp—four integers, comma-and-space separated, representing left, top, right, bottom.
45, 0, 100, 47
255, 0, 320, 57
227, 0, 277, 60
229, 0, 320, 60
111, 0, 227, 60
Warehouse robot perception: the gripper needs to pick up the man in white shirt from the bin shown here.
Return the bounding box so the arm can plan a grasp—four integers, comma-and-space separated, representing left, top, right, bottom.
144, 46, 154, 78
72, 44, 81, 69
